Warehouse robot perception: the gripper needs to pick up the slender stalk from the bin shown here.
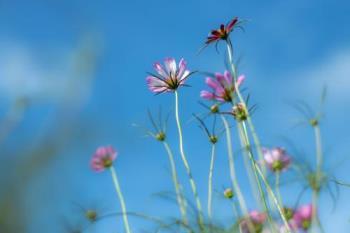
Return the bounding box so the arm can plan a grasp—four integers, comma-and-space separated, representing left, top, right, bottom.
225, 40, 290, 231
220, 115, 255, 233
174, 91, 204, 226
275, 171, 283, 206
240, 122, 292, 233
225, 41, 266, 176
162, 141, 188, 225
237, 122, 276, 233
312, 124, 324, 233
237, 124, 262, 208
109, 166, 132, 233
207, 143, 216, 220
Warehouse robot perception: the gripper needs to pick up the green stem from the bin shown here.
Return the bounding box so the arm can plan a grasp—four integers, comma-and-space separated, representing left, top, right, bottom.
162, 141, 188, 225
208, 143, 216, 220
238, 122, 276, 233
174, 91, 204, 226
225, 41, 266, 176
312, 125, 324, 233
275, 171, 283, 206
220, 115, 255, 233
237, 123, 262, 208
225, 41, 290, 232
110, 166, 132, 233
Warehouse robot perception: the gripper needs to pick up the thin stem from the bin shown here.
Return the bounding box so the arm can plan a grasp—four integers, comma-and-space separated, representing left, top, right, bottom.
275, 171, 283, 206
237, 123, 262, 208
241, 122, 292, 233
163, 141, 188, 225
207, 143, 216, 220
226, 41, 266, 176
174, 91, 204, 226
225, 41, 290, 232
312, 124, 324, 233
220, 115, 255, 233
238, 122, 276, 233
110, 166, 132, 233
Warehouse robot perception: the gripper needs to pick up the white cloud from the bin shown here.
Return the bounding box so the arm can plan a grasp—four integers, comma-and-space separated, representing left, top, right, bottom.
0, 39, 98, 105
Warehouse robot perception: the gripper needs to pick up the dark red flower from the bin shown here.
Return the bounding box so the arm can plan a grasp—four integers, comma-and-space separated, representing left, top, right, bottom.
206, 17, 238, 44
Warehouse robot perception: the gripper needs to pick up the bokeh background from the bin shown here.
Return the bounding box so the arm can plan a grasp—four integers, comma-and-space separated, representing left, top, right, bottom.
1, 0, 350, 232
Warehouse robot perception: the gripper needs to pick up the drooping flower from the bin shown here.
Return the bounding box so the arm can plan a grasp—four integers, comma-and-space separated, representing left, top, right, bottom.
200, 71, 245, 102
146, 58, 192, 94
206, 17, 239, 45
293, 204, 314, 231
262, 147, 291, 172
240, 210, 267, 233
90, 146, 117, 172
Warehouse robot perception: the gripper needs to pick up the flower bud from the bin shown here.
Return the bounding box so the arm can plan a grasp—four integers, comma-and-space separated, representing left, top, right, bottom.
155, 131, 166, 141
224, 188, 234, 199
232, 103, 248, 121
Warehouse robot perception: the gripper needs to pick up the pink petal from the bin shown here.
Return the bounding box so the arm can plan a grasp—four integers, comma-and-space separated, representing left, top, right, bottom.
153, 62, 168, 78
164, 57, 177, 75
205, 77, 220, 89
146, 76, 167, 93
236, 74, 245, 87
177, 58, 187, 78
200, 90, 215, 100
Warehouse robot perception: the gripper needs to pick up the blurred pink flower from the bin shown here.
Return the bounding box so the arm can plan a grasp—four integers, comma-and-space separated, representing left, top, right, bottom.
240, 210, 266, 233
293, 204, 314, 231
90, 146, 117, 172
262, 147, 291, 172
200, 71, 245, 102
146, 58, 191, 94
206, 17, 239, 45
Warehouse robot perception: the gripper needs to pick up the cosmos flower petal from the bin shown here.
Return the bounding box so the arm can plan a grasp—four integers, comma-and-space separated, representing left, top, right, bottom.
226, 17, 238, 32
164, 57, 177, 75
177, 58, 187, 78
153, 62, 168, 77
200, 90, 215, 100
236, 74, 245, 87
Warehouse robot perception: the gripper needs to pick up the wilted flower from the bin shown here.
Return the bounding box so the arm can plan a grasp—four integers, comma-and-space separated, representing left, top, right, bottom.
223, 188, 234, 199
293, 204, 314, 231
206, 17, 239, 45
200, 71, 245, 102
146, 58, 192, 94
262, 147, 291, 172
240, 210, 266, 233
90, 146, 117, 172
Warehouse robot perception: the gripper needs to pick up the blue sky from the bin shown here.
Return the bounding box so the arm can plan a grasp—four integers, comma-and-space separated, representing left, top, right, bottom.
1, 0, 350, 232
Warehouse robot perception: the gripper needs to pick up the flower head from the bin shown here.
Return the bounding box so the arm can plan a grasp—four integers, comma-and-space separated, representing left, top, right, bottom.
240, 210, 266, 233
200, 71, 245, 102
206, 17, 239, 45
293, 204, 314, 231
262, 147, 291, 172
146, 58, 192, 94
90, 146, 117, 172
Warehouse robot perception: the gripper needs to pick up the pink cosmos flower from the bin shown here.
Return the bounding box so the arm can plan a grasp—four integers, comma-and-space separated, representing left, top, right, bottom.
206, 17, 239, 45
200, 71, 245, 102
90, 146, 117, 172
262, 147, 291, 172
146, 58, 192, 94
293, 204, 314, 231
240, 210, 267, 233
